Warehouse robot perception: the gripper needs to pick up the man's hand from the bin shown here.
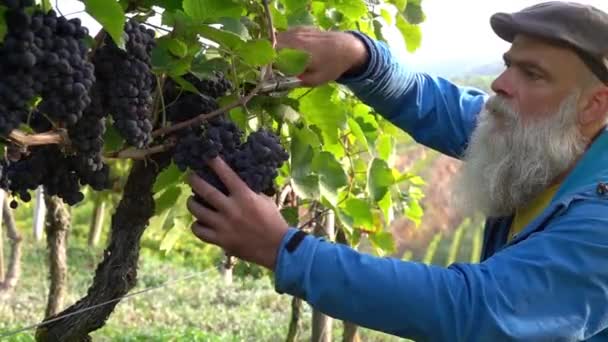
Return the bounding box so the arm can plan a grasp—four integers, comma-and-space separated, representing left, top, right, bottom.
276, 27, 369, 87
186, 157, 289, 270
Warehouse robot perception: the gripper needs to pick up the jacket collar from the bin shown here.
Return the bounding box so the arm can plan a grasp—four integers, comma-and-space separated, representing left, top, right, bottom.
554, 125, 608, 201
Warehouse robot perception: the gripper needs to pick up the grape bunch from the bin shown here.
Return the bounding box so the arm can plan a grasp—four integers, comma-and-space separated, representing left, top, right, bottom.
93, 19, 156, 148
34, 11, 94, 125
183, 72, 232, 99
163, 72, 232, 124
173, 116, 242, 171
0, 0, 41, 135
0, 2, 94, 135
68, 86, 111, 191
226, 129, 290, 195
3, 146, 85, 206
173, 115, 289, 208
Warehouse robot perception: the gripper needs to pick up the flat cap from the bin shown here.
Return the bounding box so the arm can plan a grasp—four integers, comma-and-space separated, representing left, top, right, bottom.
490, 1, 608, 84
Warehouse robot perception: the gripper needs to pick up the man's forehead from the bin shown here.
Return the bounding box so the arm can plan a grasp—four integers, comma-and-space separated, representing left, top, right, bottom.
507, 35, 582, 66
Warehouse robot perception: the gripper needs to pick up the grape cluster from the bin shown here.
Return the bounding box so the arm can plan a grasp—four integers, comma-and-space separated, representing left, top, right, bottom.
0, 0, 41, 135
0, 4, 94, 135
68, 86, 107, 176
226, 129, 290, 195
183, 72, 232, 99
3, 146, 84, 205
163, 72, 232, 124
173, 115, 288, 207
166, 93, 218, 124
173, 117, 241, 173
94, 19, 156, 148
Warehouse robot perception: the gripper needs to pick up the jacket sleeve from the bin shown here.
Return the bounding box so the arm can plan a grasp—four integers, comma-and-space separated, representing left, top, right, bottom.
273, 197, 608, 341
337, 31, 489, 159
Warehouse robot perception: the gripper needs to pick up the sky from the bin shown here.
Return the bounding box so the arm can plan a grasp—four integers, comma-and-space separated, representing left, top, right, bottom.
403, 0, 608, 70
54, 0, 608, 74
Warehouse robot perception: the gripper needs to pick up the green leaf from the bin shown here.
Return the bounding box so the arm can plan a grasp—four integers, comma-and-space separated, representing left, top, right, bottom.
218, 17, 250, 39
167, 38, 188, 58
347, 118, 370, 152
376, 134, 395, 166
0, 7, 6, 42
299, 85, 347, 134
36, 0, 53, 12
328, 0, 368, 20
396, 14, 422, 52
292, 174, 320, 199
102, 126, 123, 153
235, 39, 276, 67
83, 0, 126, 49
287, 8, 316, 27
190, 57, 231, 77
170, 75, 199, 94
275, 48, 310, 76
369, 231, 396, 255
282, 0, 309, 11
313, 152, 348, 206
196, 25, 244, 50
389, 0, 407, 11
183, 0, 242, 22
270, 5, 288, 30
342, 198, 374, 232
290, 126, 320, 199
280, 207, 299, 226
159, 218, 187, 253
378, 190, 393, 223
367, 158, 395, 202
155, 186, 184, 215
403, 2, 425, 24
153, 162, 185, 193
290, 126, 319, 178
404, 198, 423, 227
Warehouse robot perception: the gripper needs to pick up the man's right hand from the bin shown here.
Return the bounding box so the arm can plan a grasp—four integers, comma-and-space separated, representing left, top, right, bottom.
275, 27, 369, 87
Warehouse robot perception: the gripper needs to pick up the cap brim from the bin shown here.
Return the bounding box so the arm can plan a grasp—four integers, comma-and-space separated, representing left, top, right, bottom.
490, 13, 518, 42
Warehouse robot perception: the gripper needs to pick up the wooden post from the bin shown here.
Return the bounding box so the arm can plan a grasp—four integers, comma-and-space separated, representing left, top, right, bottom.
312, 209, 335, 342
33, 186, 46, 241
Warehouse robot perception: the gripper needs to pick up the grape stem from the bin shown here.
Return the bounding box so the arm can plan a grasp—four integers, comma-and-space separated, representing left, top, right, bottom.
151, 82, 265, 138
260, 0, 276, 82
104, 141, 176, 160
7, 129, 69, 147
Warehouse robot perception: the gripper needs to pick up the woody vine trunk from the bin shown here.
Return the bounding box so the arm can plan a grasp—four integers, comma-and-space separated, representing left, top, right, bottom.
35, 153, 171, 341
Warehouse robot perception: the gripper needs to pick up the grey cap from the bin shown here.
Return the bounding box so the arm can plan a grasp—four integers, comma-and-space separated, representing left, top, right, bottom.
490, 1, 608, 84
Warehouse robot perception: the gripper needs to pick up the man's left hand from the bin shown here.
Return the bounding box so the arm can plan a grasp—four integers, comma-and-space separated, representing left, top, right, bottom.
186, 157, 289, 270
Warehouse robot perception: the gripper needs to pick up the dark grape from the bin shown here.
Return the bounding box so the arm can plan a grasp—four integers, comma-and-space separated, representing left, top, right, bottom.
68, 86, 108, 174
172, 113, 288, 209
226, 129, 289, 195
183, 72, 232, 99
2, 146, 83, 205
93, 19, 155, 148
0, 8, 94, 135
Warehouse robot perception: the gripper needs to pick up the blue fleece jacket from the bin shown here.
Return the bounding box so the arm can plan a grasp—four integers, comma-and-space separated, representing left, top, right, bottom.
273, 32, 608, 341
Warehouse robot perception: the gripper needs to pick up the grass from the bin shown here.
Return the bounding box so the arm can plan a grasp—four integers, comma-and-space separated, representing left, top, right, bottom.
0, 198, 406, 341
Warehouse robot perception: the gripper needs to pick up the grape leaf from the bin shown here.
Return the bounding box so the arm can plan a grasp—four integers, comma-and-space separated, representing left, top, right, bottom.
367, 158, 395, 202
83, 0, 126, 50
183, 0, 242, 22
153, 163, 185, 193
275, 48, 310, 76
235, 39, 276, 67
0, 7, 6, 42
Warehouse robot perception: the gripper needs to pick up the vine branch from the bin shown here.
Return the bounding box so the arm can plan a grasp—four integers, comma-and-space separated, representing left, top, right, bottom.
7, 129, 68, 147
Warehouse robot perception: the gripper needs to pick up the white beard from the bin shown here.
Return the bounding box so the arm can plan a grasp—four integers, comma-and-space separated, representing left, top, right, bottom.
451, 92, 588, 218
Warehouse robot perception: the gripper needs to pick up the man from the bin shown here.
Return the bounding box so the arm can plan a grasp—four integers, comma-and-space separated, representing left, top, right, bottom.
186, 2, 608, 341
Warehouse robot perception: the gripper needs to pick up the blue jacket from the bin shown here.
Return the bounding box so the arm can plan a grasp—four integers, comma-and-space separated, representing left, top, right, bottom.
273, 32, 608, 341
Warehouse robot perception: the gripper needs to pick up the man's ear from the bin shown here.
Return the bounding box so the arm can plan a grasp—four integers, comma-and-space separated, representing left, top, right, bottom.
579, 86, 608, 126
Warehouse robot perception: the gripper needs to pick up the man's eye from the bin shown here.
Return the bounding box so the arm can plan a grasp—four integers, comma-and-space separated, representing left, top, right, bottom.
523, 69, 541, 80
